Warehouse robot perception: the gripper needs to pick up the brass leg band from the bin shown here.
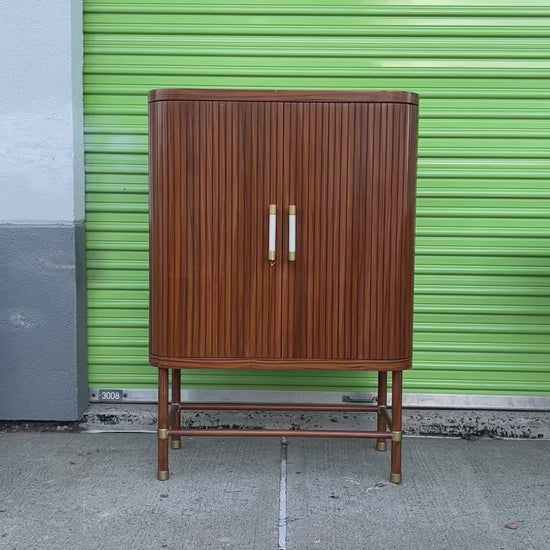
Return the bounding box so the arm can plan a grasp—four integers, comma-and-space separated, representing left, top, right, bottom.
157, 470, 169, 481
376, 441, 386, 452
390, 473, 402, 484
171, 439, 181, 450
158, 428, 169, 440
391, 430, 402, 442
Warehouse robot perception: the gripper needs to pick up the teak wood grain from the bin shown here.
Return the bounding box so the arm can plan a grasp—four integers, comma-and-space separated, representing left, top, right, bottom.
149, 91, 418, 371
149, 100, 283, 359
283, 101, 417, 360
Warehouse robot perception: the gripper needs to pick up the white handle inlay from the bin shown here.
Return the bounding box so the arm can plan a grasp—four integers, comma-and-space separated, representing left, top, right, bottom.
268, 204, 277, 261
289, 205, 296, 262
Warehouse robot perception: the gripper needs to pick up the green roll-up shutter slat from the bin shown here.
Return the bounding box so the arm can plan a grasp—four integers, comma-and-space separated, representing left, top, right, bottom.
84, 0, 550, 397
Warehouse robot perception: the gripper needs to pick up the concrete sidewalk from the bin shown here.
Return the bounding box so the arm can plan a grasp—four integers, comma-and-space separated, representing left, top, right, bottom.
0, 433, 548, 550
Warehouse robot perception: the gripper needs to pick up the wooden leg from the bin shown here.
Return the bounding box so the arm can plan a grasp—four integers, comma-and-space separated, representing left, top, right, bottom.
157, 368, 169, 481
390, 370, 403, 484
376, 371, 388, 452
171, 368, 182, 450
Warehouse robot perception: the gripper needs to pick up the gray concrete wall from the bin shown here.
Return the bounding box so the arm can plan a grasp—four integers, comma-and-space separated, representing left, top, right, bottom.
0, 225, 88, 419
0, 1, 86, 420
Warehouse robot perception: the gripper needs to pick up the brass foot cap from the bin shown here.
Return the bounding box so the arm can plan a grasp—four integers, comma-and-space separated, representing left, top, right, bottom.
376, 442, 386, 452
171, 439, 181, 450
157, 470, 169, 481
390, 473, 402, 484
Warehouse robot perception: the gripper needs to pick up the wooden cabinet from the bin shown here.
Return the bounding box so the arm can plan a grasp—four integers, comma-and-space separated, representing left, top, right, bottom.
149, 89, 418, 483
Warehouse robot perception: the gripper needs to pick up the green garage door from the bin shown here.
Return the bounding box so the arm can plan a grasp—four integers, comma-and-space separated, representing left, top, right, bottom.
84, 0, 550, 401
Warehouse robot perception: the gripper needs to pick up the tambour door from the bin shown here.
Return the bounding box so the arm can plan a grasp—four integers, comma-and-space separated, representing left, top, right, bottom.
284, 101, 418, 361
149, 99, 284, 360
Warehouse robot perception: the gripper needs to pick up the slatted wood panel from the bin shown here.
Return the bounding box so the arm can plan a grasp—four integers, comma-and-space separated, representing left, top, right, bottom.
149, 100, 283, 359
284, 102, 417, 360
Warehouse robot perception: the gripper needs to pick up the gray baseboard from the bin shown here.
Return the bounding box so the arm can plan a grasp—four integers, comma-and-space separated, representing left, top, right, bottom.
0, 223, 87, 420
80, 404, 550, 439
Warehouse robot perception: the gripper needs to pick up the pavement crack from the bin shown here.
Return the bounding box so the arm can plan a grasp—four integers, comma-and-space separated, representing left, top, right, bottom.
278, 436, 288, 550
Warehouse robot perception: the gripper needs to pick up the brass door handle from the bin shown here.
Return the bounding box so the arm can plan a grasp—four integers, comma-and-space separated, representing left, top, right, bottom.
268, 204, 277, 261
289, 205, 296, 262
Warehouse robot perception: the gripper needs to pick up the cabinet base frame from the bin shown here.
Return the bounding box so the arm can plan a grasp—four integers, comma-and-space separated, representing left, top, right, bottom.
156, 368, 403, 484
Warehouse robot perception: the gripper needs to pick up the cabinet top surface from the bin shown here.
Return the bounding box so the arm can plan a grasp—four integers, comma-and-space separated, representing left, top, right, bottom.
148, 89, 418, 105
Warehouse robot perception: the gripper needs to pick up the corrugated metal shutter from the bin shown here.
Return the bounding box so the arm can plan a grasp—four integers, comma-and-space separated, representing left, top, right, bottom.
84, 0, 550, 398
